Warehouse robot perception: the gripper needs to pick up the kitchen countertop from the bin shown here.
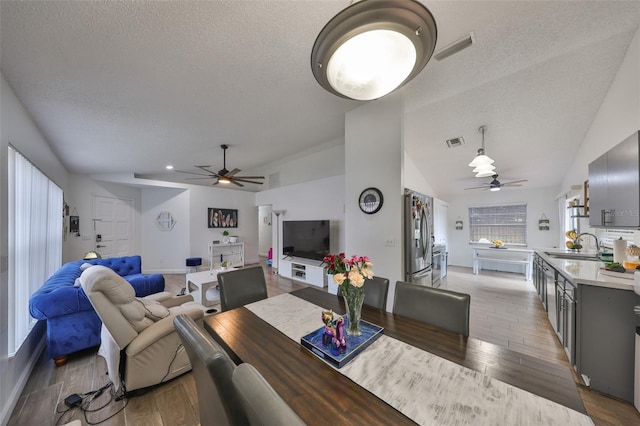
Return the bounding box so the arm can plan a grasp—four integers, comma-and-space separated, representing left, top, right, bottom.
536, 248, 636, 291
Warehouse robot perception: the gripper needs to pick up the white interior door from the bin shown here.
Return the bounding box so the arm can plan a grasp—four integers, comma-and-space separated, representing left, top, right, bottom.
93, 195, 133, 258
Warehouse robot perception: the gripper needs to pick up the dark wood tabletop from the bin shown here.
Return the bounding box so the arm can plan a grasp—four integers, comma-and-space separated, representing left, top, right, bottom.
203, 287, 586, 424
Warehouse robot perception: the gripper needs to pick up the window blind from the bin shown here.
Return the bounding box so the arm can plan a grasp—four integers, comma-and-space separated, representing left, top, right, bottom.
469, 203, 527, 245
8, 146, 62, 355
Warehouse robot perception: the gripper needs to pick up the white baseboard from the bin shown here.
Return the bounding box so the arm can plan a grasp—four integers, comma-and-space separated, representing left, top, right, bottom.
1, 338, 46, 426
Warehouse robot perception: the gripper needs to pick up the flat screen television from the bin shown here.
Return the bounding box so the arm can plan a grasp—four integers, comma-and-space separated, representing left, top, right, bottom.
282, 220, 330, 261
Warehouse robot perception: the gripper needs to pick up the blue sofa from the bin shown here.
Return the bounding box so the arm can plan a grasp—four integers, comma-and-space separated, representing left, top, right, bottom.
29, 255, 165, 363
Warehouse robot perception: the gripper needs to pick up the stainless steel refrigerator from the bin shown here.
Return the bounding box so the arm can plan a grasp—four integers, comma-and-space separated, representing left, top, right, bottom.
404, 189, 434, 286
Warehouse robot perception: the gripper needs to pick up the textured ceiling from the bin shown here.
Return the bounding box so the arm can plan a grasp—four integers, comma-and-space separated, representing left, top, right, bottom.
1, 1, 639, 196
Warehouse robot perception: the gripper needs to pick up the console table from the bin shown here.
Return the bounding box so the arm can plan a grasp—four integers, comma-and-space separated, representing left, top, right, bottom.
472, 247, 534, 281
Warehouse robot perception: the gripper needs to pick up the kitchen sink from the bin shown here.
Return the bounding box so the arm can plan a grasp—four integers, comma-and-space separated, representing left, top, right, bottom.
544, 252, 602, 261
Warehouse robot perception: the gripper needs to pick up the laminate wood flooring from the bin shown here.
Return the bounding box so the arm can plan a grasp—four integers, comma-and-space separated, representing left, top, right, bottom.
8, 263, 639, 425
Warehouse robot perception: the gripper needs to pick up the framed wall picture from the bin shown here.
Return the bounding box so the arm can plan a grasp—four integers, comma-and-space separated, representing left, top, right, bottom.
70, 216, 80, 233
208, 208, 238, 228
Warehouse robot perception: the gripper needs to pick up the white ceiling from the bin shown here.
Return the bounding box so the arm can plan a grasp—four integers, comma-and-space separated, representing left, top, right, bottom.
1, 1, 639, 196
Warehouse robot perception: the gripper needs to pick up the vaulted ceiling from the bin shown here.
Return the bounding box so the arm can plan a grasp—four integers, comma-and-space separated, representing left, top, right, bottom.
2, 1, 639, 195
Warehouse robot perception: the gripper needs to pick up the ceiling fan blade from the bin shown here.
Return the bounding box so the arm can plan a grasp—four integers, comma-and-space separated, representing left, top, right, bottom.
185, 177, 218, 180
464, 185, 490, 190
195, 165, 219, 175
502, 184, 524, 187
232, 179, 264, 185
231, 180, 245, 187
175, 169, 213, 177
226, 168, 241, 177
502, 179, 528, 185
232, 175, 264, 180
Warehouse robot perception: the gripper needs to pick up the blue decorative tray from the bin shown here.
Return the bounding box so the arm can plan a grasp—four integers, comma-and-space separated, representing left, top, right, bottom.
300, 320, 384, 368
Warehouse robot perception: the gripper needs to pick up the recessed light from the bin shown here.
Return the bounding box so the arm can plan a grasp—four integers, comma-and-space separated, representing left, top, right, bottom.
166, 165, 174, 170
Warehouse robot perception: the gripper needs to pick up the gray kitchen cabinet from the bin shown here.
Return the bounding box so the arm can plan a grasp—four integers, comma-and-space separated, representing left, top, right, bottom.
533, 255, 558, 332
588, 130, 640, 227
577, 285, 639, 402
556, 273, 576, 366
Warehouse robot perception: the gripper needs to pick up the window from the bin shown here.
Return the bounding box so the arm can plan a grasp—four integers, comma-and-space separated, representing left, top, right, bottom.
8, 146, 62, 355
469, 203, 527, 245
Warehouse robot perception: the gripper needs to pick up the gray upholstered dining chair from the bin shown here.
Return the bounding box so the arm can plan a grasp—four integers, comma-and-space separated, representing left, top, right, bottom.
232, 363, 306, 426
393, 281, 471, 337
363, 276, 390, 309
174, 315, 249, 426
217, 266, 268, 311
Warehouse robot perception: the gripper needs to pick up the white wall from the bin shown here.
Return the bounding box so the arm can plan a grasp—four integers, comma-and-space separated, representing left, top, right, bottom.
187, 185, 259, 268
0, 74, 70, 424
254, 139, 345, 189
447, 186, 560, 269
141, 187, 190, 273
255, 175, 346, 271
561, 26, 640, 194
404, 152, 437, 198
345, 93, 404, 312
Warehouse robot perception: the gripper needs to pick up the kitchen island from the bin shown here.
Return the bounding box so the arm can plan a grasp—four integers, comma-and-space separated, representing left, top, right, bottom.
534, 249, 639, 402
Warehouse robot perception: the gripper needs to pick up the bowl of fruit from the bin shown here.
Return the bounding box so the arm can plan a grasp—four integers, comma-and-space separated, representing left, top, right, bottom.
565, 230, 582, 250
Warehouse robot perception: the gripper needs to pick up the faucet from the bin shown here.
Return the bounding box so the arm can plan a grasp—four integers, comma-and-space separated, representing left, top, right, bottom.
578, 233, 600, 255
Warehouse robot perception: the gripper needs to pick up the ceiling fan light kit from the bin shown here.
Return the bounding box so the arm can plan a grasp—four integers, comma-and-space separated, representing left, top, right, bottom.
311, 0, 437, 101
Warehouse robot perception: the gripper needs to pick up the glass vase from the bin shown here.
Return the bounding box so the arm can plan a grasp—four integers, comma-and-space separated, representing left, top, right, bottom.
341, 283, 364, 336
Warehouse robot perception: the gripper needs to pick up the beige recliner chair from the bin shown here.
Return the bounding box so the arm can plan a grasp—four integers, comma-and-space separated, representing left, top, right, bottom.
80, 265, 205, 393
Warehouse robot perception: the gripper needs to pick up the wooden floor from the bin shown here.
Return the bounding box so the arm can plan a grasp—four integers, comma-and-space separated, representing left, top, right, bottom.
8, 263, 640, 425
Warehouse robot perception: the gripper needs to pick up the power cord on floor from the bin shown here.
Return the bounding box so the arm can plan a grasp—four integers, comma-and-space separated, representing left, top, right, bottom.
55, 381, 130, 425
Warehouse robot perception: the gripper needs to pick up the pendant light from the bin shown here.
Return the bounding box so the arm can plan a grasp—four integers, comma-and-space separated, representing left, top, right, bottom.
473, 164, 497, 178
469, 126, 495, 176
311, 0, 437, 101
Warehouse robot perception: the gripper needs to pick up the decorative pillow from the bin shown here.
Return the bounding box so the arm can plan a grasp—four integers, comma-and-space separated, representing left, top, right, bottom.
137, 298, 170, 321
74, 278, 82, 287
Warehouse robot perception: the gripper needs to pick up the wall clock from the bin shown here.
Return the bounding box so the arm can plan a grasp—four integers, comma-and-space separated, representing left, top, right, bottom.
359, 187, 383, 214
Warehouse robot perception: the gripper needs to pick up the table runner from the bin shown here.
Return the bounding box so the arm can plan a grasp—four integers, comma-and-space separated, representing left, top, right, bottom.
246, 293, 593, 426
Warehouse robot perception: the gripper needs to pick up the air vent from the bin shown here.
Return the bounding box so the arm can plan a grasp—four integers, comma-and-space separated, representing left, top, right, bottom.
446, 137, 465, 148
434, 32, 475, 61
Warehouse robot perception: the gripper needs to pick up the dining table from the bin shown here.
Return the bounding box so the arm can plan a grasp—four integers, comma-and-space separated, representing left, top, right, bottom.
203, 287, 592, 425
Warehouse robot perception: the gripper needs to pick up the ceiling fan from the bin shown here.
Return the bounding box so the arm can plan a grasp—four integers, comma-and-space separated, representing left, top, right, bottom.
176, 144, 265, 187
464, 174, 527, 191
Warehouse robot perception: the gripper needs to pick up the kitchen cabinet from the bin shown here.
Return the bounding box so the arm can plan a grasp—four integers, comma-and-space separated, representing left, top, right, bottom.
577, 285, 638, 402
588, 130, 640, 227
533, 254, 547, 309
433, 198, 448, 246
556, 273, 576, 367
533, 254, 558, 331
534, 255, 577, 366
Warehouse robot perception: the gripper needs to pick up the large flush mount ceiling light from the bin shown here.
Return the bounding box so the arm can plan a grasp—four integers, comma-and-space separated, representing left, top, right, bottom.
311, 0, 437, 101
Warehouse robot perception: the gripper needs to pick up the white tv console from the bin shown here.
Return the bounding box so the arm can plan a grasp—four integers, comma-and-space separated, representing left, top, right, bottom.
279, 257, 327, 288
